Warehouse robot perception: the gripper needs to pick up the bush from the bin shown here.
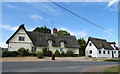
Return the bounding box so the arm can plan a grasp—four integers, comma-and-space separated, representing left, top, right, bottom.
2, 51, 19, 57
37, 51, 43, 58
46, 50, 53, 57
10, 51, 19, 57
30, 52, 37, 56
42, 47, 47, 56
42, 47, 53, 56
2, 50, 11, 57
66, 49, 74, 57
60, 51, 66, 57
18, 48, 29, 56
55, 50, 60, 57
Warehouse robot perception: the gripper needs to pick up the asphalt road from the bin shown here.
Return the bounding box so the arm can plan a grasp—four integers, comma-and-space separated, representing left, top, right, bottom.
2, 61, 118, 72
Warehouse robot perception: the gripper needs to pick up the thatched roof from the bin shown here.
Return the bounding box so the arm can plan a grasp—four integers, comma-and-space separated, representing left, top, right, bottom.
88, 37, 114, 50
27, 31, 80, 48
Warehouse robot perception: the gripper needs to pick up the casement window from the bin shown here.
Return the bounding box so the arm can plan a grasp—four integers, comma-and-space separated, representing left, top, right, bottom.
73, 49, 75, 52
19, 36, 25, 41
89, 43, 92, 46
48, 40, 52, 44
99, 50, 101, 54
60, 48, 63, 51
60, 41, 64, 45
108, 51, 110, 54
114, 51, 116, 54
103, 51, 105, 54
47, 48, 49, 51
89, 50, 92, 54
31, 46, 36, 53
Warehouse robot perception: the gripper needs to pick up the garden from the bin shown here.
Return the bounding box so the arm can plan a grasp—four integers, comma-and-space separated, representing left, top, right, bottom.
2, 47, 78, 59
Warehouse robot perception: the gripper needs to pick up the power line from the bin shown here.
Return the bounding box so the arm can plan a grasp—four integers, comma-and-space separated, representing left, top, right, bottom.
49, 0, 119, 36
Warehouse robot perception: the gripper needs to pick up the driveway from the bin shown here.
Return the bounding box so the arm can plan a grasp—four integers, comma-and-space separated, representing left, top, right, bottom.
2, 61, 118, 72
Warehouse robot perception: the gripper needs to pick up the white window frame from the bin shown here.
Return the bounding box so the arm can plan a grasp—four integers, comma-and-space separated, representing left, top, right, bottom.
18, 36, 25, 41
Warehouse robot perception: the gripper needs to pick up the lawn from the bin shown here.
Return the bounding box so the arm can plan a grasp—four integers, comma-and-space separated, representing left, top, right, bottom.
104, 66, 119, 72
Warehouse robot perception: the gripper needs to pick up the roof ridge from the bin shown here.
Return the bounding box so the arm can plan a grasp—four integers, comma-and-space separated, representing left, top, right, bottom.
89, 37, 106, 41
27, 31, 75, 37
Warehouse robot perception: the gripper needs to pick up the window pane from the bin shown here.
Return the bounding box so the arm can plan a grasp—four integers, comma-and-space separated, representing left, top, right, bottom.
99, 50, 101, 54
19, 36, 25, 41
89, 50, 92, 54
108, 51, 110, 54
89, 43, 92, 46
114, 51, 116, 54
60, 48, 63, 51
103, 51, 105, 54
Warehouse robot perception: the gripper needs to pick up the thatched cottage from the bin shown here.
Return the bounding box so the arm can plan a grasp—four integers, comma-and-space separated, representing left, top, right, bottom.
6, 24, 80, 54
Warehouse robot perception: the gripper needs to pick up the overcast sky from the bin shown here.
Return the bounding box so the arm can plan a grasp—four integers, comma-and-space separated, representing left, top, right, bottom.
1, 1, 118, 48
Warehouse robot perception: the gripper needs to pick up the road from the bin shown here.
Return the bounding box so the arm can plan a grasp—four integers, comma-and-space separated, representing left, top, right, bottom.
2, 61, 118, 72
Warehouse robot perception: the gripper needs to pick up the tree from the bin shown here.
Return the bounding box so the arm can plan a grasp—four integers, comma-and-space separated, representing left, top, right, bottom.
33, 26, 51, 34
57, 30, 70, 36
78, 38, 86, 56
66, 49, 74, 57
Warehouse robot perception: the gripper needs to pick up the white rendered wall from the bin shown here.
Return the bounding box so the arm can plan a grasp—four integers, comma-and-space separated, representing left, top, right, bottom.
85, 41, 98, 57
8, 28, 33, 51
36, 44, 79, 54
97, 48, 112, 58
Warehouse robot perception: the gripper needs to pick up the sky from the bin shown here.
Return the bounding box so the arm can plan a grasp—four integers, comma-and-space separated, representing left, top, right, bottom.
0, 1, 119, 48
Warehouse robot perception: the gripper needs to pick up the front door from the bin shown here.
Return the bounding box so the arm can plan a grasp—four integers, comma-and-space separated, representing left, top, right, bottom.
112, 51, 114, 58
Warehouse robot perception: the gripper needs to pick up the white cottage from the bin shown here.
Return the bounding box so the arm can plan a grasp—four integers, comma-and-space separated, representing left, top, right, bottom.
6, 24, 80, 54
85, 37, 118, 58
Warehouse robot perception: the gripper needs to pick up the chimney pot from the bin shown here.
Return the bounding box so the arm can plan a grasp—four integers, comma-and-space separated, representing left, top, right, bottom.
53, 28, 57, 34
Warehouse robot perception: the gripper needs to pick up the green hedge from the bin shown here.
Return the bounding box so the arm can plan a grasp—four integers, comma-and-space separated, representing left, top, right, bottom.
2, 50, 19, 57
66, 49, 75, 57
18, 48, 29, 56
55, 50, 60, 57
42, 47, 53, 56
37, 51, 43, 58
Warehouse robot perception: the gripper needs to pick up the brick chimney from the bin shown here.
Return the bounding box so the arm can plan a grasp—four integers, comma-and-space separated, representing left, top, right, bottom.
53, 28, 57, 34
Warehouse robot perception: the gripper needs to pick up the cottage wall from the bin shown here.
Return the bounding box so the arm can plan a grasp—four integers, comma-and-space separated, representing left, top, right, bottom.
85, 41, 98, 57
8, 28, 33, 51
36, 45, 79, 54
85, 41, 118, 58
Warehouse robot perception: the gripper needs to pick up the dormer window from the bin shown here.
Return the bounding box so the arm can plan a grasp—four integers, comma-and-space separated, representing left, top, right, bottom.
60, 41, 64, 45
89, 43, 92, 46
48, 40, 52, 44
100, 44, 104, 47
19, 36, 25, 41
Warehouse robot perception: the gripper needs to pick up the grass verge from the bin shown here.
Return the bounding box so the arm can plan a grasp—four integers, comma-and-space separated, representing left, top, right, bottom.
104, 66, 119, 72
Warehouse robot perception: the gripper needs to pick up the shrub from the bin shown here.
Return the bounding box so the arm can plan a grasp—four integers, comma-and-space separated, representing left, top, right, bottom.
30, 52, 37, 56
18, 48, 29, 56
55, 50, 60, 57
46, 50, 53, 57
66, 49, 74, 57
37, 51, 43, 58
42, 47, 53, 56
10, 51, 19, 57
2, 50, 11, 57
42, 47, 47, 56
61, 51, 66, 57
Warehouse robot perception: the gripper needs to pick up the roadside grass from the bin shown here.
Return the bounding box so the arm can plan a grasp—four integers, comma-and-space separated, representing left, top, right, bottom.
104, 58, 120, 62
104, 66, 119, 72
